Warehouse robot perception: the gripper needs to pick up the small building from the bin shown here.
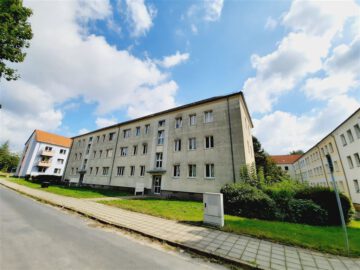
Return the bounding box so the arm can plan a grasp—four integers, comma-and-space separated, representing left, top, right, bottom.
293, 108, 360, 209
270, 155, 301, 180
15, 130, 72, 177
63, 92, 255, 197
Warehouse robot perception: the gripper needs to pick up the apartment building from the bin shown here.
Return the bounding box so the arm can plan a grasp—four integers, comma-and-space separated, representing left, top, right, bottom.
63, 92, 255, 196
16, 130, 72, 177
270, 155, 301, 180
294, 108, 360, 208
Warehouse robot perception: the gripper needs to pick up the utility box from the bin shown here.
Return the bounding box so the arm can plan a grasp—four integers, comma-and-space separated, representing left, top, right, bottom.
203, 192, 224, 227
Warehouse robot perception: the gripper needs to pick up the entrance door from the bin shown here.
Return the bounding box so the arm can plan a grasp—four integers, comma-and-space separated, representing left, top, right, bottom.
153, 176, 162, 194
79, 173, 84, 185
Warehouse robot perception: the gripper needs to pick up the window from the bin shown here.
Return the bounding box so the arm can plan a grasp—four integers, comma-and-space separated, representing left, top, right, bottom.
341, 134, 347, 146
175, 117, 182, 128
354, 153, 360, 167
89, 167, 93, 174
93, 151, 96, 158
117, 166, 125, 176
204, 111, 213, 123
155, 152, 163, 168
205, 136, 214, 149
347, 129, 354, 143
120, 147, 128, 156
329, 143, 334, 153
57, 159, 64, 164
158, 120, 165, 127
173, 164, 180, 177
174, 139, 181, 151
321, 148, 325, 156
189, 114, 196, 126
102, 134, 106, 142
86, 144, 91, 154
130, 166, 135, 176
188, 164, 196, 178
38, 167, 47, 173
102, 167, 109, 176
54, 168, 61, 174
157, 130, 165, 145
354, 124, 360, 139
284, 166, 289, 171
142, 143, 148, 154
109, 132, 115, 141
96, 136, 100, 143
354, 180, 360, 193
79, 153, 82, 160
82, 159, 87, 170
59, 149, 66, 154
189, 137, 196, 150
140, 165, 145, 176
135, 126, 141, 136
45, 146, 52, 151
89, 137, 93, 142
205, 164, 214, 178
106, 149, 113, 158
74, 153, 78, 160
334, 161, 340, 172
145, 124, 150, 134
99, 150, 102, 158
95, 167, 99, 175
347, 156, 354, 169
133, 145, 138, 155
123, 129, 131, 138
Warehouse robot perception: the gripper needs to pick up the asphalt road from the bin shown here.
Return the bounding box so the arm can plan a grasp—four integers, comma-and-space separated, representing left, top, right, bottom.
0, 186, 229, 270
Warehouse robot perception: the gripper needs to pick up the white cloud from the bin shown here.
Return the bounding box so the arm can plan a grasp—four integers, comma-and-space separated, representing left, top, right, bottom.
124, 0, 156, 37
78, 128, 90, 135
253, 95, 360, 154
159, 51, 190, 68
95, 117, 118, 128
204, 0, 224, 22
1, 0, 177, 150
243, 0, 359, 113
264, 16, 277, 30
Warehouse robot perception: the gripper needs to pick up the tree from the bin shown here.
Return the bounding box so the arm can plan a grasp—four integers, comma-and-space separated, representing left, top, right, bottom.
0, 141, 20, 172
0, 0, 33, 81
252, 136, 267, 172
289, 150, 304, 155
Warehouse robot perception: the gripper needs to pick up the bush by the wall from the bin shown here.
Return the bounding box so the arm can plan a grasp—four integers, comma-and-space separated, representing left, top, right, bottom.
294, 187, 354, 225
287, 199, 328, 225
31, 174, 62, 184
263, 187, 294, 221
24, 174, 31, 180
221, 183, 277, 220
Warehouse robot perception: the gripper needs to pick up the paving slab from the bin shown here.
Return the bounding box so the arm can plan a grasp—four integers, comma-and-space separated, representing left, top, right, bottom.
1, 178, 359, 270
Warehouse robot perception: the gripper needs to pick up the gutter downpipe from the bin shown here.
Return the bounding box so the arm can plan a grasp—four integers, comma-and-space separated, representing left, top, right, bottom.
227, 97, 236, 183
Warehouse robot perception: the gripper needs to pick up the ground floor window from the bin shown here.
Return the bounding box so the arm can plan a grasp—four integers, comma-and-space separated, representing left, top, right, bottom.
117, 166, 125, 176
140, 166, 145, 176
188, 164, 196, 178
173, 165, 180, 177
102, 167, 109, 176
130, 166, 135, 176
205, 164, 214, 178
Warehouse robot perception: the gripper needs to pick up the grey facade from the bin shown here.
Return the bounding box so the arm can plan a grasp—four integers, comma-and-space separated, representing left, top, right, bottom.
63, 92, 255, 195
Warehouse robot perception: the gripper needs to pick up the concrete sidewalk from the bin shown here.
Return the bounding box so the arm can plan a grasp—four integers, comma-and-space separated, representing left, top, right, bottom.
1, 179, 359, 270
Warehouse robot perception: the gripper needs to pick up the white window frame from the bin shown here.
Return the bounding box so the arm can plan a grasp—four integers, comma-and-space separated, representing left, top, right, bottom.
341, 134, 347, 146
120, 147, 128, 156
123, 129, 131, 138
189, 114, 196, 126
173, 164, 180, 178
354, 153, 360, 167
157, 130, 165, 145
155, 152, 163, 168
158, 120, 165, 127
175, 117, 182, 129
102, 167, 109, 176
142, 143, 148, 155
106, 149, 113, 158
174, 139, 181, 152
189, 137, 196, 150
354, 179, 360, 193
205, 136, 214, 149
204, 111, 213, 123
145, 124, 150, 134
140, 165, 145, 177
354, 124, 360, 139
205, 164, 215, 179
347, 156, 354, 169
188, 164, 196, 178
117, 166, 125, 176
130, 166, 135, 176
135, 126, 141, 136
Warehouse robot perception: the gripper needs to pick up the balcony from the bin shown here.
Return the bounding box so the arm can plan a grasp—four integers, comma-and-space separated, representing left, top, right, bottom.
41, 150, 55, 157
38, 161, 52, 167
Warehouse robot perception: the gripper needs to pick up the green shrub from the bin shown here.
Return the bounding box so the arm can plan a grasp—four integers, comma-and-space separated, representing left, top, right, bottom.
287, 199, 328, 225
221, 183, 277, 220
263, 187, 294, 220
295, 187, 354, 225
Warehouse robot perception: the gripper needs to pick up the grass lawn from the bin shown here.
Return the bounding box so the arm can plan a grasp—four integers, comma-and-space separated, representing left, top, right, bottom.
100, 198, 360, 257
5, 177, 130, 199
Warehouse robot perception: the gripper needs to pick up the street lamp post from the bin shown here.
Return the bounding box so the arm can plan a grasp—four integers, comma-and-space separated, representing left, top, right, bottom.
325, 154, 349, 255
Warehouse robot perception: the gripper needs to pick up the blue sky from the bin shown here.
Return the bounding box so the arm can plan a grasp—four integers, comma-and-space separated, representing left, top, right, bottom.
1, 0, 359, 154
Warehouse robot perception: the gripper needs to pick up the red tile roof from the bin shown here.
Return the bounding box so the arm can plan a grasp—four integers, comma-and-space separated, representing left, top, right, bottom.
34, 130, 72, 148
270, 155, 302, 165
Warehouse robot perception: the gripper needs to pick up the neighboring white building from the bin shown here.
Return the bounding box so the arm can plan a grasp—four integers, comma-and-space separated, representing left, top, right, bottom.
270, 155, 302, 180
63, 92, 255, 197
294, 108, 360, 209
16, 130, 72, 177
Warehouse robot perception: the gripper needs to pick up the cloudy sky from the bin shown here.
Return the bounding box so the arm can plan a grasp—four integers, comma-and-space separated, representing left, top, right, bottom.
1, 0, 359, 154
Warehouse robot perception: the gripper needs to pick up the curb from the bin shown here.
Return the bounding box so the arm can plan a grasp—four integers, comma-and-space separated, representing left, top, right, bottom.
0, 182, 261, 270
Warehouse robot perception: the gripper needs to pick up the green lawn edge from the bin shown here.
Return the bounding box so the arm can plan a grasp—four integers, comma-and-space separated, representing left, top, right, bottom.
99, 198, 360, 257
